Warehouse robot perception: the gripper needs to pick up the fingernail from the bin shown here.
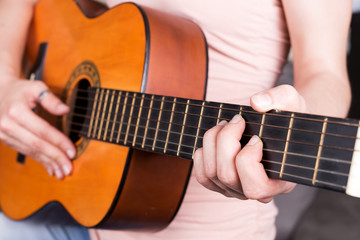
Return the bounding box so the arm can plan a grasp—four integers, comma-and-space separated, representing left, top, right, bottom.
55, 168, 63, 179
229, 114, 243, 124
67, 149, 75, 159
46, 167, 53, 176
63, 165, 72, 175
218, 120, 227, 126
248, 135, 260, 146
251, 92, 272, 108
57, 104, 69, 112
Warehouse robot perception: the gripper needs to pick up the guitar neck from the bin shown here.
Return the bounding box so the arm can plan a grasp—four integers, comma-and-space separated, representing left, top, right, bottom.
74, 87, 360, 197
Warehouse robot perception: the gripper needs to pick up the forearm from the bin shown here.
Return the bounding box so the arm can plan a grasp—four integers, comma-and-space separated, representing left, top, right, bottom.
0, 0, 37, 78
294, 66, 351, 118
282, 0, 352, 118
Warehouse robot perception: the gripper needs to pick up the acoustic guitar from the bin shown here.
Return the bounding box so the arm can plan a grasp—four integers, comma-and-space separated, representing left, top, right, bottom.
1, 0, 360, 231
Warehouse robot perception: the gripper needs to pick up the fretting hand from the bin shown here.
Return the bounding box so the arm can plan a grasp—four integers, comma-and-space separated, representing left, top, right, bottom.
193, 84, 307, 203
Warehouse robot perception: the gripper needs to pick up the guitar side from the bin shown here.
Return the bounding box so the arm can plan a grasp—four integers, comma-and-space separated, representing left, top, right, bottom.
0, 0, 207, 230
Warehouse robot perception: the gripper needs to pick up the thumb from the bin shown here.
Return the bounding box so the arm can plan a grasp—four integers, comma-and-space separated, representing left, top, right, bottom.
250, 84, 307, 113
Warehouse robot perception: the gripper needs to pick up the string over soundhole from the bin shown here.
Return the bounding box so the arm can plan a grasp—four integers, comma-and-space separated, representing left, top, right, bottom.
64, 79, 92, 159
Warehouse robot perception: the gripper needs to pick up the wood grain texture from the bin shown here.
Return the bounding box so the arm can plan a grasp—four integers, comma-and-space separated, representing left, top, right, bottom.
0, 0, 207, 230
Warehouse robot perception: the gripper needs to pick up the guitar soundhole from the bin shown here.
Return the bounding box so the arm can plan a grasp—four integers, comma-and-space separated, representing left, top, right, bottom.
63, 61, 100, 158
68, 79, 90, 144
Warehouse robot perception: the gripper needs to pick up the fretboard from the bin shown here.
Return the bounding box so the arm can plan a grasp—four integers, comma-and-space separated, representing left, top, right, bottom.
75, 87, 360, 194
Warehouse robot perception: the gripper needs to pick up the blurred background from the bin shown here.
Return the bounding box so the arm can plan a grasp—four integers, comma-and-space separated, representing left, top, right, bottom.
274, 1, 360, 239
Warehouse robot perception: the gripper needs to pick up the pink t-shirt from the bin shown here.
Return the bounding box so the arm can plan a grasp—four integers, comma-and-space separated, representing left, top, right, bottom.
91, 1, 290, 239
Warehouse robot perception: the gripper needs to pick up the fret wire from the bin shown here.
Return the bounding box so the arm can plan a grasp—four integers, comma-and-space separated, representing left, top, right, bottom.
262, 159, 348, 177
266, 169, 314, 183
259, 113, 266, 138
72, 123, 351, 165
217, 103, 223, 125
116, 91, 128, 143
87, 88, 99, 138
75, 99, 358, 141
72, 127, 352, 187
142, 95, 154, 148
132, 93, 144, 147
76, 116, 353, 165
79, 90, 360, 129
280, 113, 294, 178
193, 102, 205, 157
164, 98, 177, 153
72, 110, 359, 156
177, 99, 190, 156
75, 104, 351, 140
262, 147, 350, 165
97, 89, 110, 140
117, 127, 350, 183
103, 90, 115, 141
110, 91, 121, 141
92, 89, 104, 138
153, 96, 165, 151
239, 106, 243, 116
124, 92, 137, 145
312, 117, 328, 185
265, 169, 346, 190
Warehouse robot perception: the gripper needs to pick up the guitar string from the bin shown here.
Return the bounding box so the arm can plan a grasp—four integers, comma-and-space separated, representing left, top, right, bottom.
67, 88, 352, 188
67, 127, 350, 187
75, 88, 360, 128
68, 105, 359, 155
262, 159, 347, 177
264, 169, 346, 190
68, 120, 352, 165
72, 91, 360, 142
72, 101, 357, 141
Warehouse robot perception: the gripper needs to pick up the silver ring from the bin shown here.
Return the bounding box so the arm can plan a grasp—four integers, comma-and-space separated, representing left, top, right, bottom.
38, 90, 49, 101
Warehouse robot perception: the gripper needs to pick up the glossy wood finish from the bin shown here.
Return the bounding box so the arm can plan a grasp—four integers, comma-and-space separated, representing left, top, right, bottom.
0, 0, 207, 230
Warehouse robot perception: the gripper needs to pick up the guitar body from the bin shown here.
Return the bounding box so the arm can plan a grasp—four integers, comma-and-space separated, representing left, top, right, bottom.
0, 0, 207, 230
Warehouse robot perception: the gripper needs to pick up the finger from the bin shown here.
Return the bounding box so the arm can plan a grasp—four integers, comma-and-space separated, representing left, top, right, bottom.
9, 104, 75, 159
216, 114, 245, 192
4, 119, 72, 178
193, 148, 226, 194
1, 132, 56, 177
202, 120, 227, 180
24, 81, 69, 115
200, 120, 239, 194
250, 84, 307, 113
193, 148, 248, 200
38, 90, 70, 115
235, 135, 295, 201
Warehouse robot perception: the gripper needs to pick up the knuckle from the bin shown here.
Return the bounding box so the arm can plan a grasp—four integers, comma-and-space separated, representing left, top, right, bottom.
8, 104, 22, 119
218, 172, 238, 186
0, 117, 10, 134
195, 174, 210, 186
0, 132, 4, 141
29, 149, 42, 161
29, 140, 44, 159
54, 153, 67, 165
242, 187, 265, 200
205, 168, 217, 180
33, 81, 47, 91
37, 124, 52, 139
